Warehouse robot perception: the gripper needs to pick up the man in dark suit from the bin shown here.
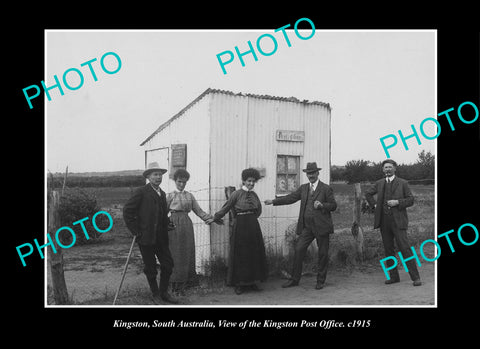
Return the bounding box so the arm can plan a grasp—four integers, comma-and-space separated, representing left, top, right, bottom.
265, 162, 337, 289
365, 159, 422, 286
123, 162, 179, 304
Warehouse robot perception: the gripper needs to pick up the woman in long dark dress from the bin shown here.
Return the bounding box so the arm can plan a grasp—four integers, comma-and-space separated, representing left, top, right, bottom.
213, 168, 268, 295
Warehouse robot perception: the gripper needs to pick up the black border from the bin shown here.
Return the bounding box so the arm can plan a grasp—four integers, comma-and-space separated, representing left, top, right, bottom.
9, 7, 480, 342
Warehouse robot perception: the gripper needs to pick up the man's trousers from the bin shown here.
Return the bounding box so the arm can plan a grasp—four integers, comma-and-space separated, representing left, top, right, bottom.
290, 216, 330, 284
380, 213, 420, 281
138, 238, 174, 293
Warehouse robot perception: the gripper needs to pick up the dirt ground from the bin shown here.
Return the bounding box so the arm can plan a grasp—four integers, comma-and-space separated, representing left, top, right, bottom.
52, 235, 435, 307
47, 185, 435, 307
181, 263, 435, 306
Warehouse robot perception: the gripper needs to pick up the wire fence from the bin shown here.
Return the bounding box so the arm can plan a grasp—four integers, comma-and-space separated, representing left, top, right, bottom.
46, 183, 435, 305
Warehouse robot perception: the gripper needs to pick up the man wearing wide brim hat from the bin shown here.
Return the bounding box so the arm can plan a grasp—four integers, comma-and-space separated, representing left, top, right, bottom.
142, 162, 168, 178
265, 162, 337, 290
302, 162, 322, 173
123, 162, 178, 304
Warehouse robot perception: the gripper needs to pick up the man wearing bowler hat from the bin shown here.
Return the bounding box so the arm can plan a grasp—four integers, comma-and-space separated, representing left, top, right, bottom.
365, 159, 421, 286
123, 162, 179, 304
265, 162, 337, 289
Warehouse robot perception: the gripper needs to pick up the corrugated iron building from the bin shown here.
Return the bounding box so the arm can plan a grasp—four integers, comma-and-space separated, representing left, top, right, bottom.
140, 88, 331, 274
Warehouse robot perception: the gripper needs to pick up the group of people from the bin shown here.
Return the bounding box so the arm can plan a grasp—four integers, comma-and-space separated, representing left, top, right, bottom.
122, 159, 421, 305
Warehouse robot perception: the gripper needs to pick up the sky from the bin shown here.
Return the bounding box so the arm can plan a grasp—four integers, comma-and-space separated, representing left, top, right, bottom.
46, 30, 436, 173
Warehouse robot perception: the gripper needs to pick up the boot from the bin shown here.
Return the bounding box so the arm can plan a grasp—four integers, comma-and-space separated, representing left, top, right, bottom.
159, 273, 179, 304
147, 276, 162, 304
384, 270, 400, 285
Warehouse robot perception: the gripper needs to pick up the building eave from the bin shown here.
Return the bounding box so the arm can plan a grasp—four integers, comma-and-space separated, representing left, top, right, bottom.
140, 88, 330, 146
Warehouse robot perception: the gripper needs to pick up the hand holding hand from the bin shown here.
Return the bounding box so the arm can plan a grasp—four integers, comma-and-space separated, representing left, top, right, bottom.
214, 218, 224, 225
205, 218, 214, 225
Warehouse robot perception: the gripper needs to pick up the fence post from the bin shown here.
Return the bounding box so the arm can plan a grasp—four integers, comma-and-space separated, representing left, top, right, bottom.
351, 183, 365, 262
62, 165, 68, 193
224, 186, 236, 236
48, 190, 69, 304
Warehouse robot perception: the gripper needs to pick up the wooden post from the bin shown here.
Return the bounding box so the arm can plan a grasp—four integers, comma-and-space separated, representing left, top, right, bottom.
224, 186, 236, 234
48, 190, 69, 304
351, 183, 365, 262
62, 165, 68, 194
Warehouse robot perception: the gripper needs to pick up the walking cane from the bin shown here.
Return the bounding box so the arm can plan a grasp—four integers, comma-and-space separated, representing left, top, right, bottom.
113, 235, 136, 305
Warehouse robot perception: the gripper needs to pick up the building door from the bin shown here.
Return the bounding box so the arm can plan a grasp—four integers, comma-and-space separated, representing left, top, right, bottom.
145, 147, 171, 193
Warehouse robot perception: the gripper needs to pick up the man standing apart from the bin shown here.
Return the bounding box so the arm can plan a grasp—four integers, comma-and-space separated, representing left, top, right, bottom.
123, 162, 179, 304
265, 162, 337, 290
365, 159, 422, 286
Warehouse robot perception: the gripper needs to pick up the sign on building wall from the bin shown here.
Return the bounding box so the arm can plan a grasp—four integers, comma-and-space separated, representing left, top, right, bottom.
171, 144, 187, 166
170, 144, 187, 178
276, 130, 305, 142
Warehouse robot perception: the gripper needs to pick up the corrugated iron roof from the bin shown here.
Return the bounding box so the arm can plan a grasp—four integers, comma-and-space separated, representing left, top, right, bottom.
139, 87, 331, 146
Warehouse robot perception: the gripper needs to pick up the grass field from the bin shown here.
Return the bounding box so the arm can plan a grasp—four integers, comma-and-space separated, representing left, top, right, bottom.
328, 182, 434, 265
50, 182, 435, 305
81, 182, 435, 266
80, 182, 435, 249
330, 182, 434, 233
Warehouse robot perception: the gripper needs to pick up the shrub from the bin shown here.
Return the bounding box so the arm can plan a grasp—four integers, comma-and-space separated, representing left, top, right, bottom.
203, 256, 228, 286
47, 175, 145, 188
338, 151, 435, 184
344, 159, 370, 184
56, 188, 107, 246
331, 165, 346, 182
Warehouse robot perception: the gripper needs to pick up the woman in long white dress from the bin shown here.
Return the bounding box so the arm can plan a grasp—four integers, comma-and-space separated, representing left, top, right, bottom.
167, 169, 213, 293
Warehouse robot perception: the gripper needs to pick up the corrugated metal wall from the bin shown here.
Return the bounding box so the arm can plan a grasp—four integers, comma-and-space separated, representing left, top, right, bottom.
208, 92, 247, 260
302, 103, 331, 183
141, 90, 331, 272
142, 95, 212, 273
208, 91, 331, 262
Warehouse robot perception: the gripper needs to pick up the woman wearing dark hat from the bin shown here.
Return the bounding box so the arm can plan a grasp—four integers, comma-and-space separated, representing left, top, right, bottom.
166, 169, 215, 294
213, 168, 268, 295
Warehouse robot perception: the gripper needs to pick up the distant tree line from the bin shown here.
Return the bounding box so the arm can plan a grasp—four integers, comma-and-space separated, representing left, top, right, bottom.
48, 174, 145, 188
47, 150, 434, 188
332, 150, 435, 185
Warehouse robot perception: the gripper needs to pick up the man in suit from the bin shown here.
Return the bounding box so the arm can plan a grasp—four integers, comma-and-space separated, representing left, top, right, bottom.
265, 162, 337, 289
365, 159, 422, 286
123, 162, 179, 304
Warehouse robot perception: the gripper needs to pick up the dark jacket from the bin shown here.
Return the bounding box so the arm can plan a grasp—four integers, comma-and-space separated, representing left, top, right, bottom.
123, 184, 170, 245
272, 181, 337, 236
364, 176, 414, 229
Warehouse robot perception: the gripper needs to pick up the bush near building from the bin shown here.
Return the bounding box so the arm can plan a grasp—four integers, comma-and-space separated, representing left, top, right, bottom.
48, 174, 145, 188
337, 151, 435, 184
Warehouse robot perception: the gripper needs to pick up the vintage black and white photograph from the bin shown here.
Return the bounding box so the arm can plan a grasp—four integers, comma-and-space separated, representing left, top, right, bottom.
45, 29, 436, 307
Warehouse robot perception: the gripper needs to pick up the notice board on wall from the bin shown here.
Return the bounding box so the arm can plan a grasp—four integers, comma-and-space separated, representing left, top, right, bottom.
170, 144, 187, 178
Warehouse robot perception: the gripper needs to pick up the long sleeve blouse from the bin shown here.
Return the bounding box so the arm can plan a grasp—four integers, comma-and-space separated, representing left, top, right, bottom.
166, 190, 212, 222
214, 187, 262, 220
